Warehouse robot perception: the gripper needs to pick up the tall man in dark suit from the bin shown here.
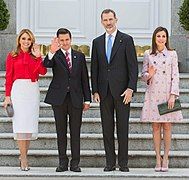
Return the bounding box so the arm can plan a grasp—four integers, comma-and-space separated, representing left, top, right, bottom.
44, 28, 91, 172
91, 9, 138, 172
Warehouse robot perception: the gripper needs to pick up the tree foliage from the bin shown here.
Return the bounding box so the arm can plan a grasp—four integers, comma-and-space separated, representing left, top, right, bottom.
178, 0, 189, 31
0, 0, 10, 30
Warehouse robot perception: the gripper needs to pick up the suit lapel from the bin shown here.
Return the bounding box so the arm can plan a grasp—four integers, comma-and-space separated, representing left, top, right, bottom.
100, 34, 108, 64
56, 49, 78, 75
56, 49, 68, 69
110, 31, 123, 63
71, 50, 78, 75
102, 34, 107, 63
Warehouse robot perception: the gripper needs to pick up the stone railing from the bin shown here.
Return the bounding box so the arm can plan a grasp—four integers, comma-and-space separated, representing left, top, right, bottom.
135, 45, 150, 57
39, 44, 150, 57
39, 44, 90, 57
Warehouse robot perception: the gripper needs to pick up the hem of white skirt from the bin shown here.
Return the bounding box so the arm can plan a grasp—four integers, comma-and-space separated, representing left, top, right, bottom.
14, 137, 38, 140
13, 133, 38, 140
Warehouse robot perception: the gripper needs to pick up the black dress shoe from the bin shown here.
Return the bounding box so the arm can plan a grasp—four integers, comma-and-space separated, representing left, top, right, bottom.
56, 165, 68, 172
104, 166, 116, 172
119, 166, 129, 172
70, 166, 81, 172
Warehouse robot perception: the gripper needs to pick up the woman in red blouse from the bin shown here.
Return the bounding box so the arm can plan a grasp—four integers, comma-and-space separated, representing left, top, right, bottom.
3, 29, 47, 171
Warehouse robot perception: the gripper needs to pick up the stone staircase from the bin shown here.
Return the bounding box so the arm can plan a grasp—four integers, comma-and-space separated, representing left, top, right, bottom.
0, 58, 189, 170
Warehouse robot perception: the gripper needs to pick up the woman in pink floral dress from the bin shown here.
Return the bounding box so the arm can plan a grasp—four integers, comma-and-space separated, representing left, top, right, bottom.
140, 27, 183, 172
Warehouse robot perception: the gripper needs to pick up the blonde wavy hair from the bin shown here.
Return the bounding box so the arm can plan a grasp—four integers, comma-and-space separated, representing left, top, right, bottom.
11, 29, 35, 57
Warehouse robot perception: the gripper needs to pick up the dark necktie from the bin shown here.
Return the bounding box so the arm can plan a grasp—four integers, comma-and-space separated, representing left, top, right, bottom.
65, 51, 72, 72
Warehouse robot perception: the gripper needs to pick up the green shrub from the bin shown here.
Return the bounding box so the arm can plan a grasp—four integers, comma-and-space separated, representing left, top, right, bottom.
178, 0, 189, 31
0, 0, 10, 30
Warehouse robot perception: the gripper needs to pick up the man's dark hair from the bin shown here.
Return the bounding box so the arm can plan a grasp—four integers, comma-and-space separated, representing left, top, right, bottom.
101, 9, 116, 19
56, 28, 72, 39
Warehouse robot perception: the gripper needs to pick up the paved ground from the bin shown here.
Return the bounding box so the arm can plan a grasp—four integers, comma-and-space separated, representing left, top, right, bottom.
0, 167, 188, 179
0, 178, 189, 180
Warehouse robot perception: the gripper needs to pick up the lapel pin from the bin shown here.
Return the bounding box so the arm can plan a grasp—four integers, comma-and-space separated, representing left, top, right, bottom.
120, 39, 122, 43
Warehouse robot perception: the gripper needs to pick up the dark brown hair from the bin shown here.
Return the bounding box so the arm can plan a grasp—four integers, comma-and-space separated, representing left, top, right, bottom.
151, 26, 173, 55
56, 28, 72, 39
101, 9, 116, 19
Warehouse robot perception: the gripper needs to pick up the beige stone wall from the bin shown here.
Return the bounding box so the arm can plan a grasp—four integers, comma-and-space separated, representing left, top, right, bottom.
170, 0, 189, 72
0, 0, 16, 70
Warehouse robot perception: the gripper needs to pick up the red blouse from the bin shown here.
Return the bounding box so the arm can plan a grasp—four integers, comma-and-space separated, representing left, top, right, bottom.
5, 51, 47, 96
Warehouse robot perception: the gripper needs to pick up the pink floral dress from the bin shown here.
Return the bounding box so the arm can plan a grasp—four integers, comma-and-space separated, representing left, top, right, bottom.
140, 48, 183, 122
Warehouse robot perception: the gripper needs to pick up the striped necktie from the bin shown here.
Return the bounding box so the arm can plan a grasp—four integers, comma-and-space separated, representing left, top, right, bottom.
65, 51, 72, 72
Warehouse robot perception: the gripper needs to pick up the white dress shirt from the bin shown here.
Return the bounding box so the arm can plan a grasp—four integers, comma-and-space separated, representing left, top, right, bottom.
105, 29, 117, 52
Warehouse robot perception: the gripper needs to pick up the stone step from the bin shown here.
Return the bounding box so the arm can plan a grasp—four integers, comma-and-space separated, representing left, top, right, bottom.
0, 117, 189, 134
0, 72, 189, 89
1, 87, 189, 103
0, 133, 188, 151
0, 149, 188, 168
132, 88, 189, 103
0, 167, 189, 178
1, 102, 189, 118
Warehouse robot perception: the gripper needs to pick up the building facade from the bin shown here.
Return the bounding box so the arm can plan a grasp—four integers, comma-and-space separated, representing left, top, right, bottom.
0, 0, 188, 71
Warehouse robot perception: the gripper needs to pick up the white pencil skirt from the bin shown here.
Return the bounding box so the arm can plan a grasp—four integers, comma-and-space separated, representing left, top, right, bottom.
11, 79, 40, 140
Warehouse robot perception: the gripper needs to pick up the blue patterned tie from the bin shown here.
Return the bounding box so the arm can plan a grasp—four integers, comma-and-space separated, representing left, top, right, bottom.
106, 34, 112, 63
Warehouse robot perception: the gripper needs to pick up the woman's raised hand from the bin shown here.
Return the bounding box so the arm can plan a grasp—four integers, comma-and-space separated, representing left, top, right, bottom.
31, 44, 41, 58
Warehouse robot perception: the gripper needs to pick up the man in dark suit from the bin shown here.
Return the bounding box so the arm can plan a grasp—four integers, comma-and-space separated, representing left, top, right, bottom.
91, 9, 138, 172
43, 28, 91, 172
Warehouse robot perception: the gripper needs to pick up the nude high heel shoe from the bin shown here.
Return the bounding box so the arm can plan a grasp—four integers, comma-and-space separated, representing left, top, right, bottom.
161, 159, 169, 172
155, 164, 161, 172
20, 157, 30, 171
154, 157, 162, 172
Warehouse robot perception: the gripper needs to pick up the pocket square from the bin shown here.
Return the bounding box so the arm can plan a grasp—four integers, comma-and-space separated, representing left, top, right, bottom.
6, 104, 14, 117
158, 99, 182, 116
